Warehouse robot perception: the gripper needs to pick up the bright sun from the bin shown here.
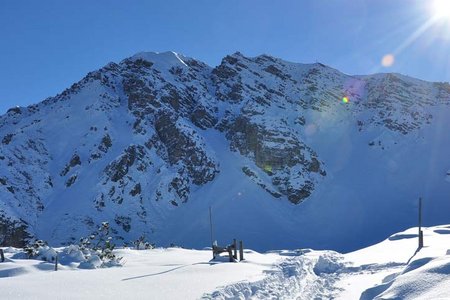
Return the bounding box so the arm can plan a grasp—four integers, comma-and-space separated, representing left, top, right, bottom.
432, 0, 450, 20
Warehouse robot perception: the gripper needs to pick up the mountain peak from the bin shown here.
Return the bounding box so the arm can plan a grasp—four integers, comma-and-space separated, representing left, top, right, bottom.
128, 51, 189, 69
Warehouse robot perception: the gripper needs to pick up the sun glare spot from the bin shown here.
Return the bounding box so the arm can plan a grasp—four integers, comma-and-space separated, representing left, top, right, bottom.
381, 54, 395, 67
342, 97, 349, 103
432, 0, 450, 20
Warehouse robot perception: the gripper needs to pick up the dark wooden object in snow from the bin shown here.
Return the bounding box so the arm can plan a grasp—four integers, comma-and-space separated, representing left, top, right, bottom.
212, 239, 244, 262
212, 244, 234, 262
418, 197, 424, 249
239, 240, 244, 261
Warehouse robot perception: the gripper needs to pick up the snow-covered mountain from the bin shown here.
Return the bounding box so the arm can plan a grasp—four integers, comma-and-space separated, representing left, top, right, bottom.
1, 51, 450, 251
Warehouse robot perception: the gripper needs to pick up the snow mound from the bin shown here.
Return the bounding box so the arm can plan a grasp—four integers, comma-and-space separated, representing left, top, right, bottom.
357, 225, 450, 300
363, 256, 450, 300
313, 251, 345, 275
78, 254, 103, 269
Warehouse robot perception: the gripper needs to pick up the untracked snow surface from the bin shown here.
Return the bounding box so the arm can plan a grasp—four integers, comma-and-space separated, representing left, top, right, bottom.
2, 224, 450, 299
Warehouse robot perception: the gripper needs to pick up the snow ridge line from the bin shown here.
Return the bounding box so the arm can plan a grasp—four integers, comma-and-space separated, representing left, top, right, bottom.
202, 251, 345, 300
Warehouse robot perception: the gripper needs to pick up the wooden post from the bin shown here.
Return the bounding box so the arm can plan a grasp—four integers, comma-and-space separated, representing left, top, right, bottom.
418, 197, 424, 249
233, 239, 237, 259
209, 206, 214, 259
0, 249, 4, 263
419, 230, 423, 248
227, 246, 233, 262
54, 254, 58, 271
239, 241, 244, 261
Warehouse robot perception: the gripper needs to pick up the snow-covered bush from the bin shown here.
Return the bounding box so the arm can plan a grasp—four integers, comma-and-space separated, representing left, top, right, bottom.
78, 254, 103, 269
23, 240, 57, 262
56, 244, 108, 269
134, 235, 154, 250
18, 223, 122, 269
65, 244, 86, 261
77, 221, 122, 268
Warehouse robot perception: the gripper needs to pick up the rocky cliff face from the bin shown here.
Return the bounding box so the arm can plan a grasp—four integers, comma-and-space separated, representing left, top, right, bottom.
1, 51, 450, 250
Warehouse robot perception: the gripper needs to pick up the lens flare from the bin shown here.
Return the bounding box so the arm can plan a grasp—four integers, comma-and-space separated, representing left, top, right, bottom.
305, 124, 317, 136
264, 165, 272, 173
342, 97, 349, 103
381, 54, 395, 67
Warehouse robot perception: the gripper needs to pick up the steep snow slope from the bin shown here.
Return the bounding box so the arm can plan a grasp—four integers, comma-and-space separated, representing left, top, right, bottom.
1, 51, 450, 252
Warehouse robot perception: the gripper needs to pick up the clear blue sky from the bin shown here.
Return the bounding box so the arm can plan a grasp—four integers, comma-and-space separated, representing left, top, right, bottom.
1, 0, 450, 114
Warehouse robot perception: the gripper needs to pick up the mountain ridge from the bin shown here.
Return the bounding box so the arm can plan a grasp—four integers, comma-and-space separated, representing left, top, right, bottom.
1, 51, 450, 252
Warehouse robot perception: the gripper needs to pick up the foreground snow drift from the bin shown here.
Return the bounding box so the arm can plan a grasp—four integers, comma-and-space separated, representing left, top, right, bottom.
356, 225, 450, 300
2, 247, 285, 299
2, 225, 450, 299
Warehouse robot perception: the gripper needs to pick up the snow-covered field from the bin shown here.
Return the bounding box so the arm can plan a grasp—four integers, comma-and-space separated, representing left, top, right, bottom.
2, 225, 450, 299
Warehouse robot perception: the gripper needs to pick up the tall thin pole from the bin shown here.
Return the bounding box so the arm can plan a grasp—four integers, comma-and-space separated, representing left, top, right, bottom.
418, 197, 422, 231
209, 206, 214, 247
418, 197, 423, 249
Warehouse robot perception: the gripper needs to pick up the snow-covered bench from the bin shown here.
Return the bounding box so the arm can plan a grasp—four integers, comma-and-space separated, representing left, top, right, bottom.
212, 239, 244, 262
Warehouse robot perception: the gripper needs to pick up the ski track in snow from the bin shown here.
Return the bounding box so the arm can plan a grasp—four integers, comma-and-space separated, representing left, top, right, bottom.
203, 251, 345, 299
202, 252, 407, 300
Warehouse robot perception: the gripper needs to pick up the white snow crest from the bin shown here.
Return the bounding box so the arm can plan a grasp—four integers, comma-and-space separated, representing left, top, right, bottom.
130, 51, 188, 69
